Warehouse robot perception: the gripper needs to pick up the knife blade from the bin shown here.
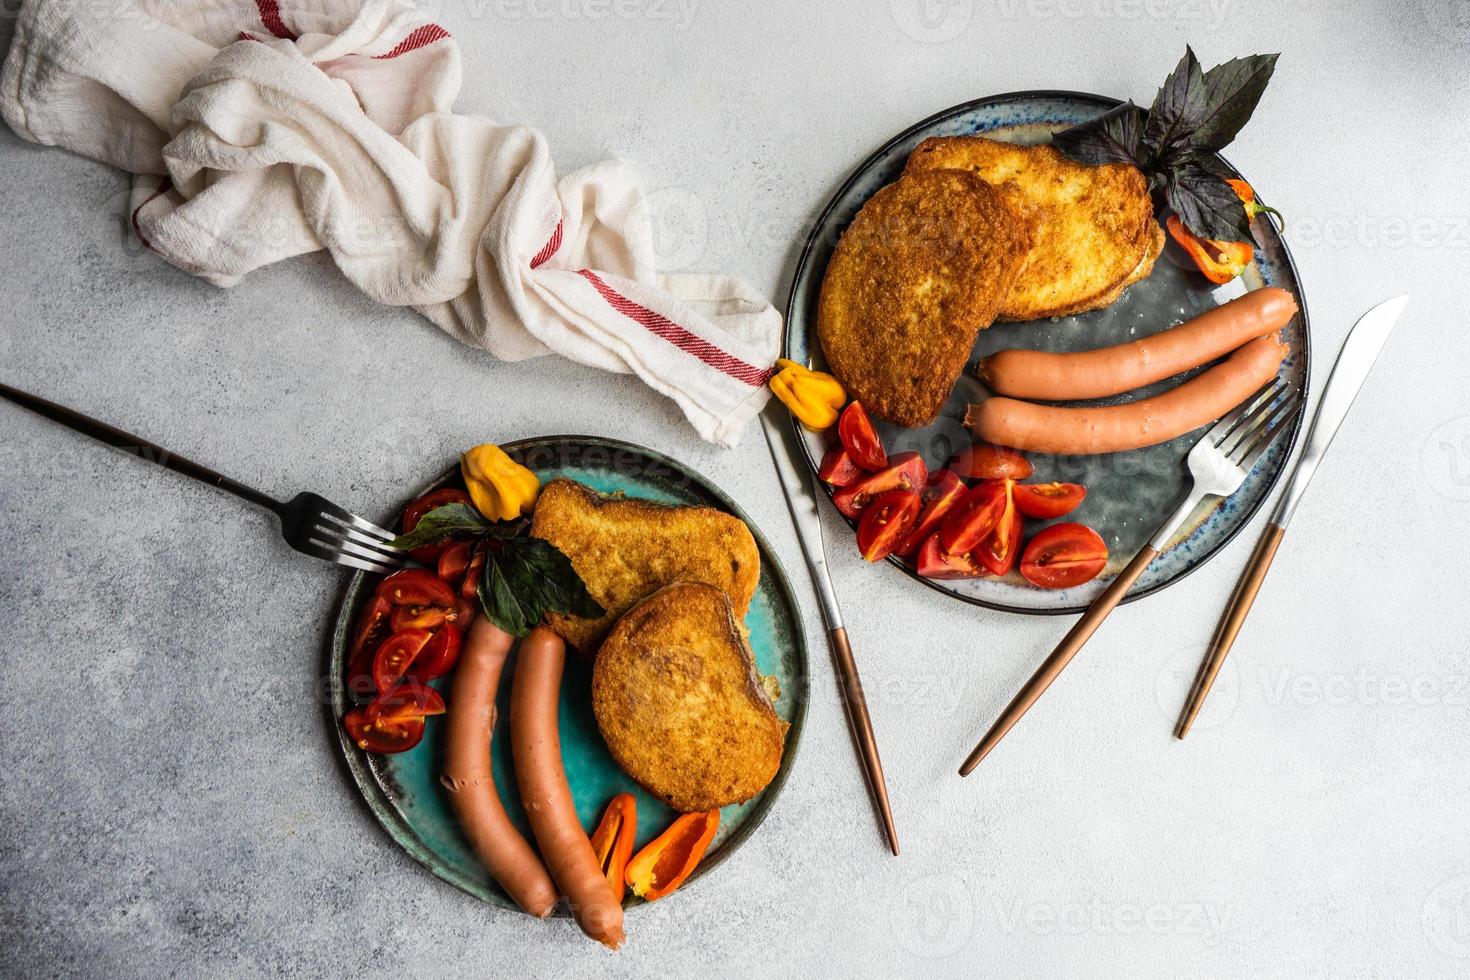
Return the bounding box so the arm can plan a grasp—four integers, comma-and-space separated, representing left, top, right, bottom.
759, 410, 899, 855
1271, 294, 1409, 527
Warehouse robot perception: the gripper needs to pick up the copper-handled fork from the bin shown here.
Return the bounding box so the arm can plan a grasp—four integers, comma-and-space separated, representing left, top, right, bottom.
0, 382, 405, 574
959, 379, 1303, 775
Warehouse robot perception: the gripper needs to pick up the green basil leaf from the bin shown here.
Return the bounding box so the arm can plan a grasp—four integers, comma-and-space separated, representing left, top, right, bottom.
1191, 53, 1279, 152
1143, 46, 1209, 161
477, 537, 604, 638
389, 502, 493, 551
1165, 163, 1255, 244
1051, 101, 1147, 168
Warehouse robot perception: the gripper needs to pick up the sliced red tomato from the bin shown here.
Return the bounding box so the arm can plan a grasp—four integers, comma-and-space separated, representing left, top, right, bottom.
460, 549, 485, 600
938, 479, 1010, 554
343, 705, 425, 754
390, 604, 451, 631
951, 442, 1033, 481
896, 470, 966, 558
1013, 482, 1087, 519
837, 402, 887, 471
367, 680, 447, 722
410, 626, 462, 681
915, 533, 988, 580
855, 489, 922, 563
974, 491, 1023, 576
454, 596, 475, 627
832, 452, 927, 519
1020, 523, 1109, 589
437, 541, 473, 585
345, 595, 391, 700
372, 629, 433, 693
818, 444, 862, 487
403, 488, 472, 563
376, 568, 457, 608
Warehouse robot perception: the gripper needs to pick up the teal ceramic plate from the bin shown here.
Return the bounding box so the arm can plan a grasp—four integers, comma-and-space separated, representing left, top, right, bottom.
785, 91, 1310, 615
327, 435, 808, 912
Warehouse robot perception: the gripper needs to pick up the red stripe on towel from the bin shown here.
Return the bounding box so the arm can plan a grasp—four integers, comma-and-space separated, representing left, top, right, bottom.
256, 0, 296, 39
530, 220, 563, 269
574, 269, 774, 387
374, 24, 451, 58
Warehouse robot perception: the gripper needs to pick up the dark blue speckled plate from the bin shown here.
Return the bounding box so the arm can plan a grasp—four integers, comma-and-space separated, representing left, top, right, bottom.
785, 91, 1309, 615
327, 436, 808, 912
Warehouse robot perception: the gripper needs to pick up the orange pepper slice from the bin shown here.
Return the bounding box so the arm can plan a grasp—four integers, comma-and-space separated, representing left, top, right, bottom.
590, 793, 637, 902
1166, 214, 1253, 285
625, 809, 720, 902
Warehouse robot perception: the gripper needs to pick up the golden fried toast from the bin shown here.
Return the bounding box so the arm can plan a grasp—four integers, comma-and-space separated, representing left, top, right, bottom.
592, 583, 787, 812
904, 136, 1156, 320
529, 479, 760, 654
817, 168, 1031, 427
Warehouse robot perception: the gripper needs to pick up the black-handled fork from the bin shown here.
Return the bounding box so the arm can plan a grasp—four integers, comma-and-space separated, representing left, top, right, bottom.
1, 382, 404, 574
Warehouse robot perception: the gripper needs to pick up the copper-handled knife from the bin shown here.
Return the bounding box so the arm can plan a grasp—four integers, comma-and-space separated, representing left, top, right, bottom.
1175, 294, 1410, 738
760, 409, 899, 855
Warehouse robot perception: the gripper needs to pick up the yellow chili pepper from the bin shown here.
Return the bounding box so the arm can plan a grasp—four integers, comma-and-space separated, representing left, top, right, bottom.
460, 443, 540, 522
769, 358, 846, 430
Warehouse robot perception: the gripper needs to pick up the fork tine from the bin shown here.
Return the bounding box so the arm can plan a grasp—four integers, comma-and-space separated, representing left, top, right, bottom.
316, 500, 397, 543
1233, 391, 1303, 469
1210, 378, 1288, 446
295, 539, 400, 575
1220, 383, 1293, 459
317, 518, 405, 560
309, 523, 405, 567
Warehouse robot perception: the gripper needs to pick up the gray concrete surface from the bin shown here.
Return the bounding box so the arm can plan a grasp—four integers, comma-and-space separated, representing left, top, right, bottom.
3, 1, 1469, 976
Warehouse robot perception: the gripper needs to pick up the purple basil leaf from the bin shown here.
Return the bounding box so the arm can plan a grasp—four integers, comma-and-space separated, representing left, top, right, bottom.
1165, 163, 1254, 244
1051, 101, 1147, 168
1143, 46, 1209, 160
1192, 54, 1279, 152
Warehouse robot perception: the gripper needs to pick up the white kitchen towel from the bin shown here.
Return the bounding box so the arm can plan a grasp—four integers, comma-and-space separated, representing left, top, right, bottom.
1, 0, 780, 446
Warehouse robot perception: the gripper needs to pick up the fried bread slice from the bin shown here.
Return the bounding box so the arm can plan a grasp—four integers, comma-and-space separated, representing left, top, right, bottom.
817, 168, 1031, 427
529, 479, 760, 654
904, 136, 1156, 320
592, 582, 787, 812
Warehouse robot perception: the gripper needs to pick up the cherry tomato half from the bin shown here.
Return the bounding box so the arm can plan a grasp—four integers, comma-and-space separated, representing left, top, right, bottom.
938, 479, 1010, 554
1020, 523, 1109, 589
818, 444, 862, 487
391, 604, 451, 632
837, 402, 888, 472
346, 595, 392, 700
403, 488, 472, 563
376, 568, 457, 609
1013, 482, 1087, 519
855, 489, 922, 562
410, 626, 462, 681
460, 550, 485, 600
950, 442, 1032, 481
832, 452, 927, 519
896, 470, 966, 558
343, 705, 425, 754
367, 680, 447, 722
437, 541, 473, 585
372, 629, 433, 693
974, 491, 1023, 577
915, 533, 988, 580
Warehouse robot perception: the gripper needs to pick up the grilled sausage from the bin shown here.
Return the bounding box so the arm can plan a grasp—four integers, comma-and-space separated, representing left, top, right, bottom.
441, 617, 559, 918
966, 333, 1289, 456
978, 287, 1298, 401
511, 626, 625, 949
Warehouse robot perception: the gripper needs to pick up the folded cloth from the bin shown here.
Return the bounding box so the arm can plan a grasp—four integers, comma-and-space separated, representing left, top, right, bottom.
1, 0, 780, 446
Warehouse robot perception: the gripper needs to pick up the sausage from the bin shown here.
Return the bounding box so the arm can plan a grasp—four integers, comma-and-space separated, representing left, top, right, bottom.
511, 626, 626, 949
978, 287, 1298, 401
441, 617, 559, 918
966, 333, 1289, 456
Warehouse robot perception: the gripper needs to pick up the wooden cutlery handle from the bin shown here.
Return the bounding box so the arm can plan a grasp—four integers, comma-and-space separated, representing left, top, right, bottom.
959, 544, 1159, 776
1175, 522, 1285, 739
829, 627, 900, 856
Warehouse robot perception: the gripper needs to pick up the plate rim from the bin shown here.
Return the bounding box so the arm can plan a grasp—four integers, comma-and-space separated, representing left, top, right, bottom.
325, 434, 811, 912
782, 89, 1312, 616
